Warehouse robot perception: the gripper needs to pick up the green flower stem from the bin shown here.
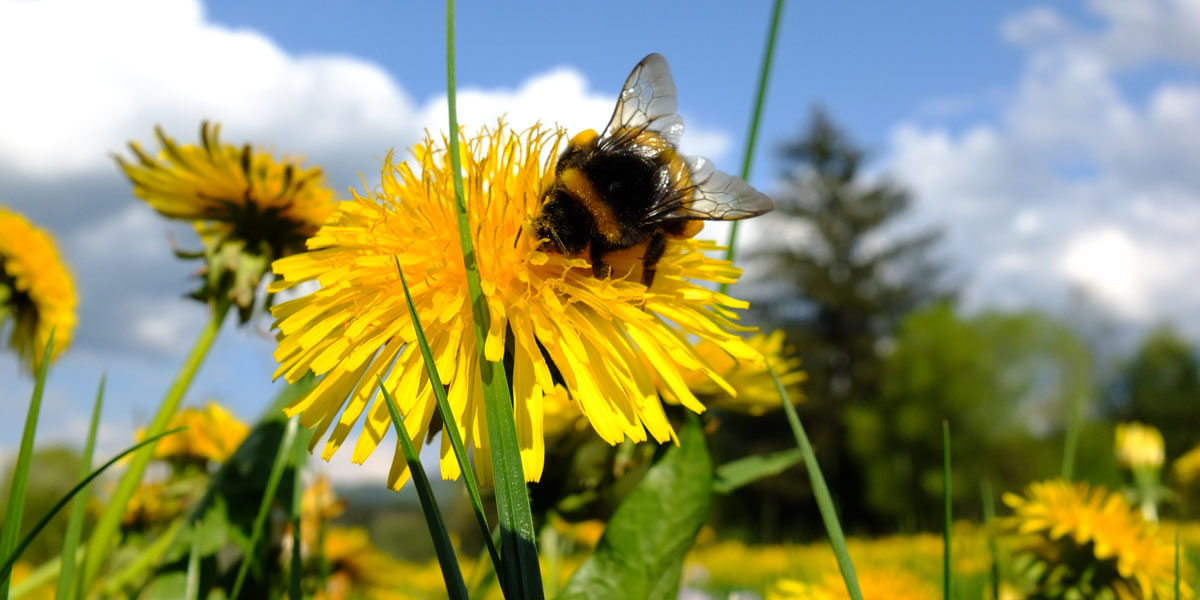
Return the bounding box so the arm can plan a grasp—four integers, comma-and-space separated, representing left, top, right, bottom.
769, 363, 861, 600
78, 299, 232, 595
1061, 388, 1083, 481
943, 421, 952, 600
981, 480, 1000, 600
0, 332, 55, 598
720, 0, 785, 293
444, 0, 543, 597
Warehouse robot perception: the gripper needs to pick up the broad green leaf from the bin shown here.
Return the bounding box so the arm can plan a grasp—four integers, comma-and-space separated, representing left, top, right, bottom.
713, 448, 803, 494
557, 416, 713, 600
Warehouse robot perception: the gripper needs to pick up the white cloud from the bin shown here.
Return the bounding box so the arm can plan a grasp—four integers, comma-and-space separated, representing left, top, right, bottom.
886, 0, 1200, 337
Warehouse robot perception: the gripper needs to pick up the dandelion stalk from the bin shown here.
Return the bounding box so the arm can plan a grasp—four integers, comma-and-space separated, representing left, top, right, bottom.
720, 0, 785, 291
769, 363, 861, 599
79, 299, 232, 594
445, 0, 542, 597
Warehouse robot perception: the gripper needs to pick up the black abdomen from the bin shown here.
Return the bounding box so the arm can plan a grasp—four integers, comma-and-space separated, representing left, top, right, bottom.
581, 150, 662, 224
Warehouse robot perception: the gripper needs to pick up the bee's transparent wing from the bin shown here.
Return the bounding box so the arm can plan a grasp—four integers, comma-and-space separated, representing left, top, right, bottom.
601, 53, 683, 145
644, 155, 774, 223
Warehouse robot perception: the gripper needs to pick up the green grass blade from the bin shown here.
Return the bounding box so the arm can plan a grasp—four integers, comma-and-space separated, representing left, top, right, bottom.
379, 378, 468, 600
395, 258, 503, 579
230, 415, 300, 599
1061, 388, 1082, 481
769, 363, 861, 600
444, 1, 542, 597
0, 428, 185, 583
943, 420, 952, 600
54, 374, 104, 600
290, 434, 305, 600
80, 300, 231, 594
981, 480, 1000, 600
720, 0, 785, 289
184, 531, 200, 600
0, 330, 54, 597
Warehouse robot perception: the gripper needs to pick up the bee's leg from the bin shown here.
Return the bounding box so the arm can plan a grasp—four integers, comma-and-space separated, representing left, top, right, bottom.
640, 232, 668, 288
590, 244, 612, 279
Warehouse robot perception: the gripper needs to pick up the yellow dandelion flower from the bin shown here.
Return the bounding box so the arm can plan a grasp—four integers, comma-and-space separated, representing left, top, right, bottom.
1115, 421, 1165, 471
766, 567, 936, 600
270, 122, 760, 490
1002, 479, 1188, 599
115, 122, 336, 318
0, 206, 77, 374
1174, 442, 1200, 487
672, 330, 805, 415
138, 402, 249, 465
312, 527, 425, 600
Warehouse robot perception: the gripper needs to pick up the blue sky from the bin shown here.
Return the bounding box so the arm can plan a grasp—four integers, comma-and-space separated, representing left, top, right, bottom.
2, 0, 1199, 485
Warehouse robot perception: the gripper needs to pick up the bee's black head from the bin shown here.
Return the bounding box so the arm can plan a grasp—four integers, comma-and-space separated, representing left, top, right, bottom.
533, 189, 590, 256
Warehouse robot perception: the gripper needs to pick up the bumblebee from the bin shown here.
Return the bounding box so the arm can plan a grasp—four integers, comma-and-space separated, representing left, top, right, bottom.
531, 53, 773, 288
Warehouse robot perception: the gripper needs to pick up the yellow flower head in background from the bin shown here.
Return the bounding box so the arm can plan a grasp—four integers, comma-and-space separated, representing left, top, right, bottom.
115, 122, 336, 320
139, 402, 249, 465
1002, 479, 1186, 599
673, 330, 805, 415
1174, 442, 1200, 488
0, 206, 77, 374
271, 122, 761, 490
1115, 421, 1165, 471
766, 567, 936, 600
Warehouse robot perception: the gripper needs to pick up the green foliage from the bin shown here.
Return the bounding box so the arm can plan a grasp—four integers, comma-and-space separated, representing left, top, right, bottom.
0, 447, 83, 566
558, 417, 713, 600
714, 449, 804, 494
846, 304, 1093, 529
1117, 325, 1200, 459
725, 108, 946, 536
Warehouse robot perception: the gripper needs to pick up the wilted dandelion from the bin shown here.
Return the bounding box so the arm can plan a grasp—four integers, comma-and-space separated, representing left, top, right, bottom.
1002, 479, 1187, 599
0, 206, 77, 374
271, 122, 763, 490
115, 122, 336, 319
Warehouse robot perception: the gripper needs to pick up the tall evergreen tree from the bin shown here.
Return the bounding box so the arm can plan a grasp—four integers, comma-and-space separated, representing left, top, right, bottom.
716, 108, 946, 535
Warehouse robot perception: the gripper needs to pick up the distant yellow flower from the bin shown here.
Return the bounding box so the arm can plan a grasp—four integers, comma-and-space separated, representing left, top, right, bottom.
0, 206, 76, 374
542, 384, 586, 440
271, 123, 760, 490
1115, 421, 1165, 471
766, 567, 935, 600
313, 527, 423, 600
116, 122, 336, 317
672, 330, 805, 414
123, 482, 186, 527
1003, 479, 1187, 599
1174, 443, 1200, 487
139, 402, 249, 465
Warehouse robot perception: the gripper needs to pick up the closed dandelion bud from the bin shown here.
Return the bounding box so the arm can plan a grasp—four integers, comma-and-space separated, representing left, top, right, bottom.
1115, 421, 1165, 471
